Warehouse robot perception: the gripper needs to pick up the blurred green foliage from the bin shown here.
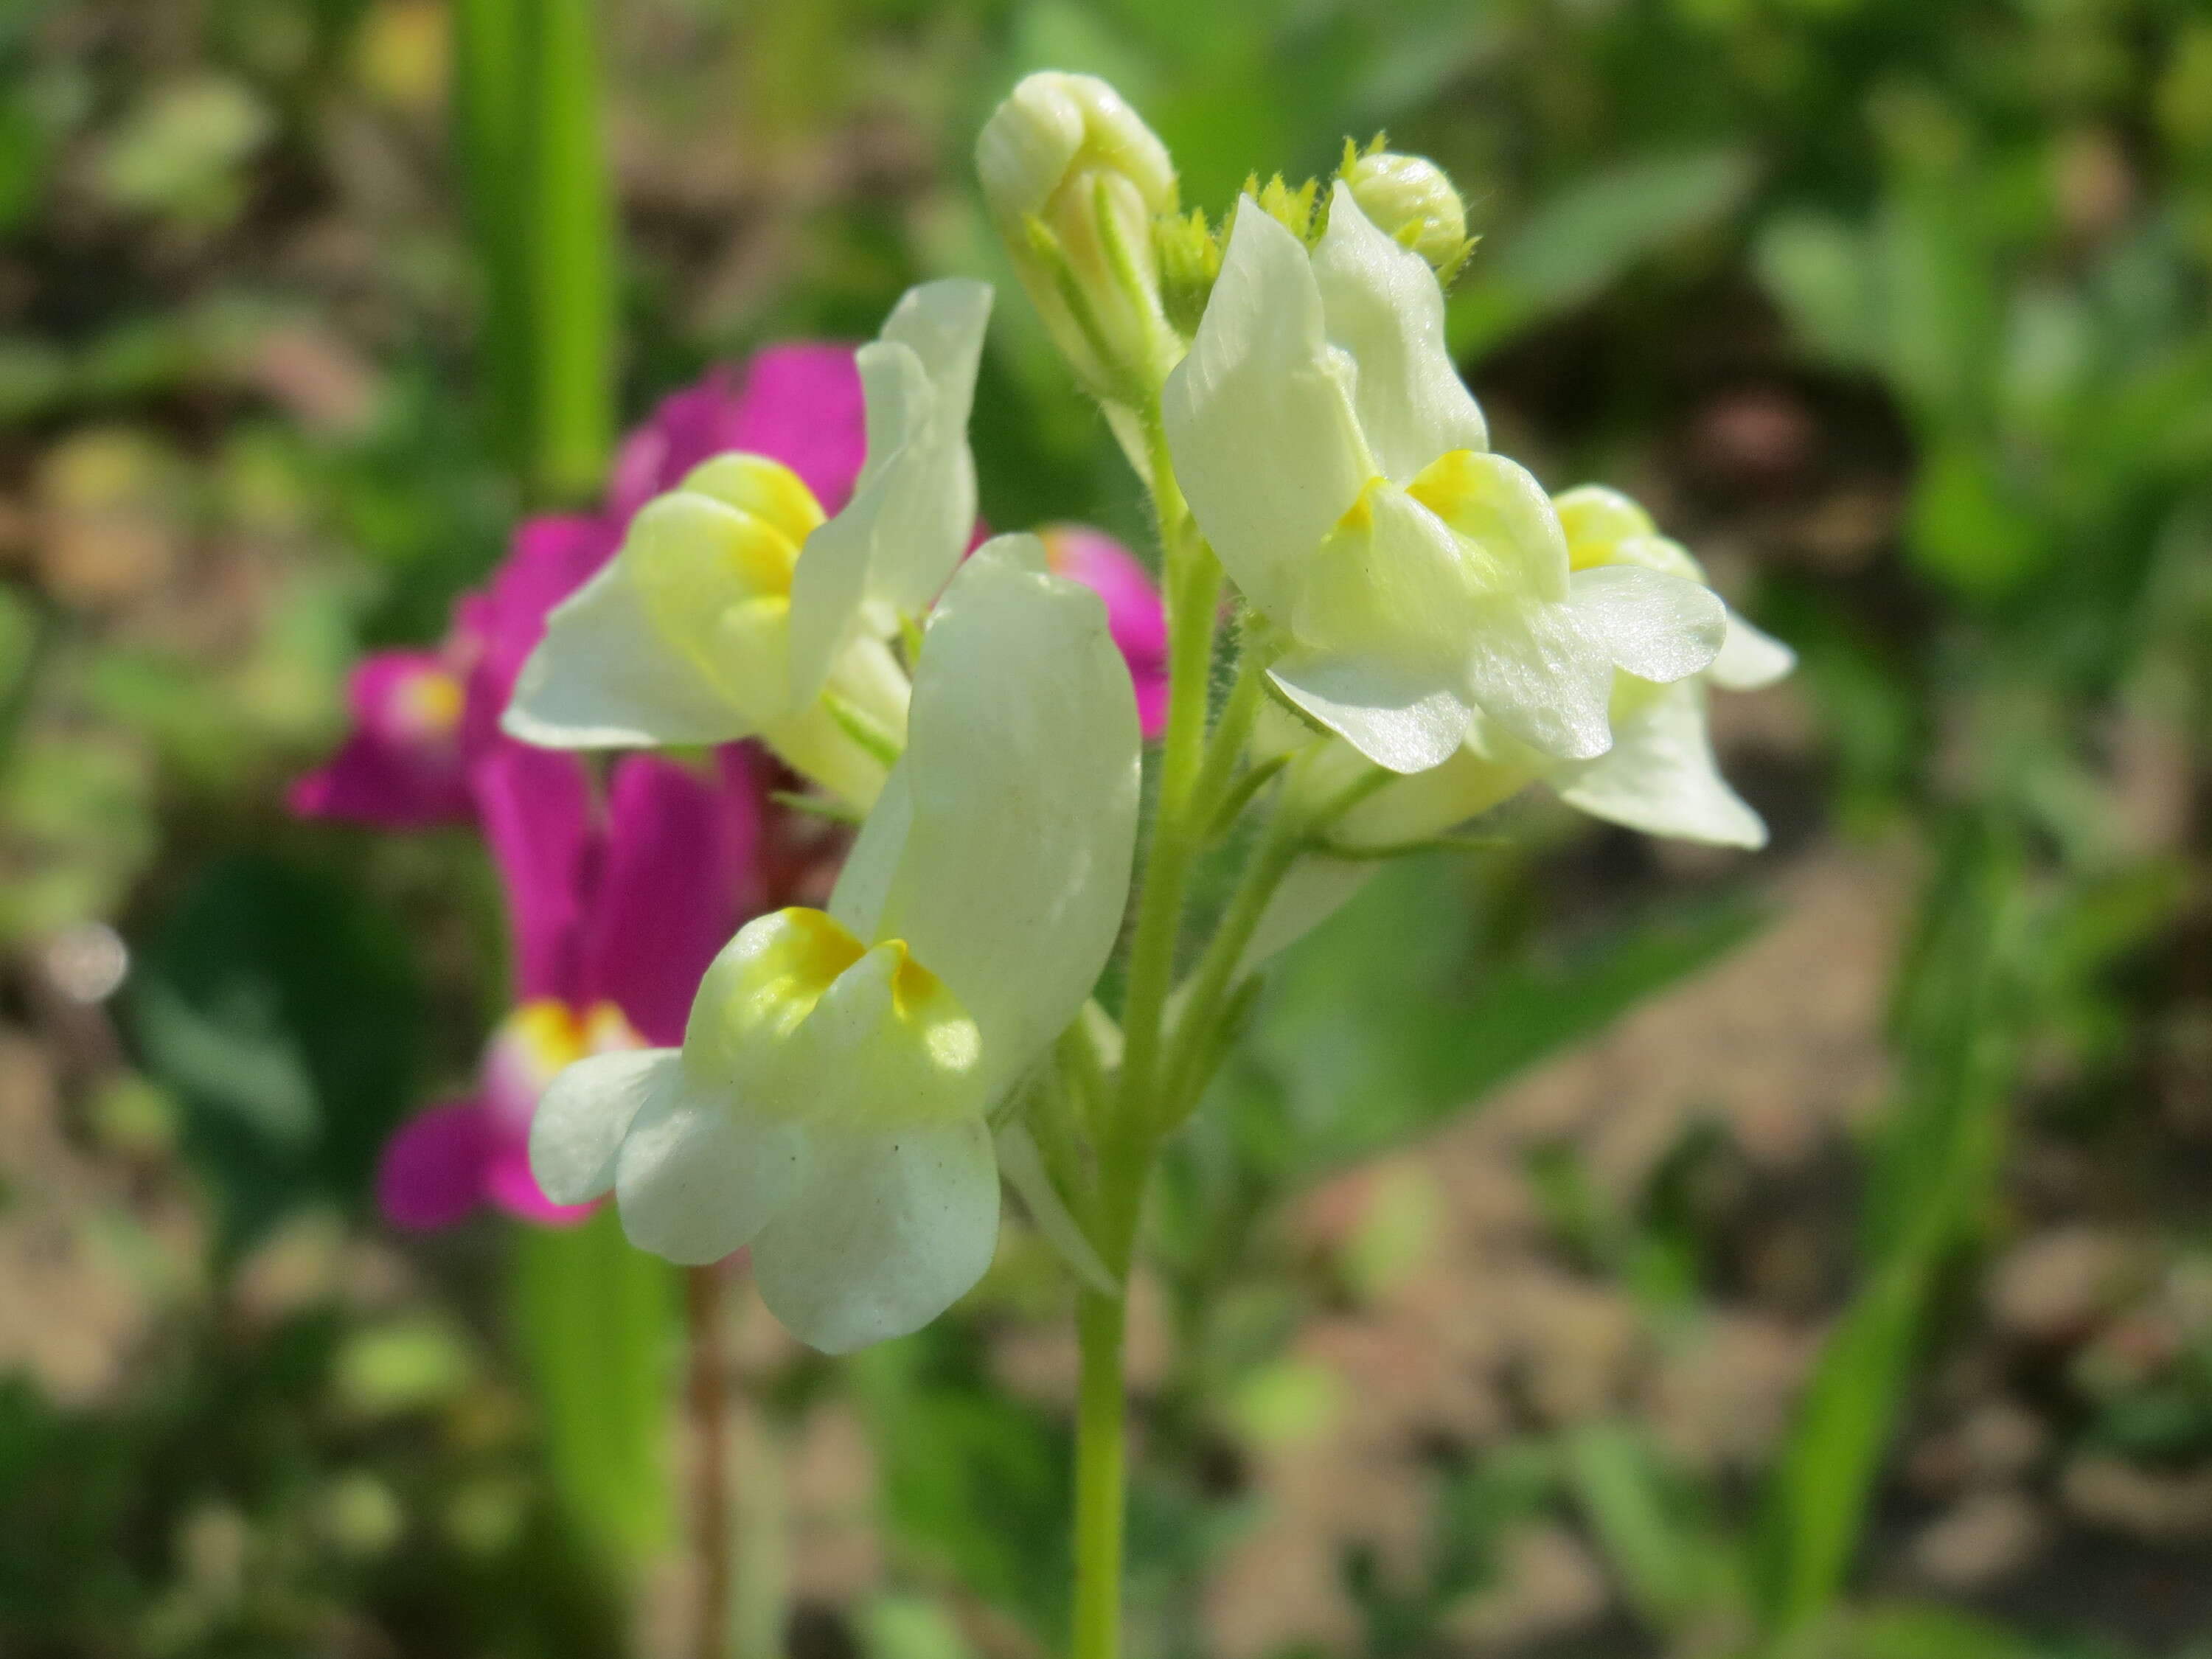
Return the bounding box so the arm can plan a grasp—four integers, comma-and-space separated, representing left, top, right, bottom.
0, 0, 2209, 1656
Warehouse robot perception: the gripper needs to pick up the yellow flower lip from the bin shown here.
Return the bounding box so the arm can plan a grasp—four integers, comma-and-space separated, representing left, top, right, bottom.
659, 453, 829, 605
740, 906, 869, 1038
687, 905, 987, 1130
1402, 448, 1489, 525
1332, 474, 1391, 537
680, 453, 826, 549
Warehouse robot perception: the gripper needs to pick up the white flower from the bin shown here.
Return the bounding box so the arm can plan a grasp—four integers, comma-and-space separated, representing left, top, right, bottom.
504, 279, 993, 807
1543, 486, 1794, 849
526, 537, 1141, 1352
1240, 487, 1795, 969
1162, 183, 1726, 774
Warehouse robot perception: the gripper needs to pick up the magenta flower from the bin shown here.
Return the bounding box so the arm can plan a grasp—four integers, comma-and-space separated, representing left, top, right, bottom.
291, 344, 872, 831
377, 747, 768, 1228
285, 647, 476, 827
1041, 524, 1168, 739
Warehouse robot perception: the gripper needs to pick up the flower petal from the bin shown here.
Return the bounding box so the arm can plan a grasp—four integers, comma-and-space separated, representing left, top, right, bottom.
584, 754, 762, 1046
484, 1138, 597, 1226
503, 558, 748, 748
1708, 610, 1797, 691
1312, 181, 1488, 481
470, 742, 594, 1004
530, 1047, 681, 1206
1040, 525, 1169, 740
787, 281, 992, 703
1562, 564, 1727, 686
378, 1098, 493, 1230
463, 515, 621, 755
1461, 596, 1619, 761
290, 652, 473, 829
784, 341, 932, 703
1268, 650, 1472, 775
855, 535, 1141, 1102
613, 1080, 805, 1265
1162, 201, 1373, 620
610, 346, 869, 524
1552, 678, 1767, 848
748, 1117, 999, 1353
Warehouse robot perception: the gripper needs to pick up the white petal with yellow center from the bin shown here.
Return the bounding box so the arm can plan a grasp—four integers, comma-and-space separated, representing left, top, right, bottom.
787, 280, 992, 703
1161, 201, 1372, 619
1310, 182, 1487, 481
528, 535, 1140, 1349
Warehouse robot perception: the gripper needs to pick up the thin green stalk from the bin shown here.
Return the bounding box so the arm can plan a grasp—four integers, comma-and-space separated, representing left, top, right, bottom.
1186, 644, 1267, 833
685, 1266, 733, 1659
1157, 793, 1307, 1124
1111, 423, 1219, 1138
1072, 405, 1218, 1659
1072, 1290, 1131, 1659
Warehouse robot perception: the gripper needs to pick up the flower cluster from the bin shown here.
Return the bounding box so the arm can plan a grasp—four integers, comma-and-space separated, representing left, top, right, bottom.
296, 344, 1162, 1235
330, 71, 1794, 1357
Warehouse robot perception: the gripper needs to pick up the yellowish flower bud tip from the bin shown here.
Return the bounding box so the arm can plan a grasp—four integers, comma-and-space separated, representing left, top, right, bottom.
1339, 143, 1477, 285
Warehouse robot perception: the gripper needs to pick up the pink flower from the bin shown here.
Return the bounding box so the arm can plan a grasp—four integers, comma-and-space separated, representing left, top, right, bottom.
1041, 524, 1168, 739
378, 748, 770, 1228
292, 344, 872, 831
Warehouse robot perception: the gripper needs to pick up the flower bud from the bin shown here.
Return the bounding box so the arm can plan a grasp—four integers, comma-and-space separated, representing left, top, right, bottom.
976, 72, 1180, 403
1340, 144, 1473, 282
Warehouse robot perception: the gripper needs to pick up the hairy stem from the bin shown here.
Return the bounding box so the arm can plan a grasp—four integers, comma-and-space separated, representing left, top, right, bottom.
1158, 792, 1307, 1124
1070, 404, 1220, 1659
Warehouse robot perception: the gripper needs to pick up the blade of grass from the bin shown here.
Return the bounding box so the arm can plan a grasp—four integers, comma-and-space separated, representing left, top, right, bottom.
521, 0, 617, 503
1754, 821, 2027, 1637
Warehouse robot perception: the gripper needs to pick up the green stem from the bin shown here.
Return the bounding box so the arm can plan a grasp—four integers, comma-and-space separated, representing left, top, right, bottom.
1186, 645, 1267, 834
1072, 1290, 1130, 1659
1112, 429, 1219, 1138
1070, 405, 1217, 1659
685, 1266, 732, 1659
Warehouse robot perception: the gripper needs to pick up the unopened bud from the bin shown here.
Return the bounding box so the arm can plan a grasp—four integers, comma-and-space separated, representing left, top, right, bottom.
977, 72, 1180, 403
1340, 144, 1473, 282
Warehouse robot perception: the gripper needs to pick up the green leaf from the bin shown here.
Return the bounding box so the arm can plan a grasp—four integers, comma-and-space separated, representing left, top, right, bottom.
1756, 212, 1881, 368
1450, 149, 1757, 358
1836, 1601, 2047, 1659
1905, 439, 2046, 599
1756, 824, 2029, 1632
123, 852, 425, 1250
1235, 855, 1768, 1178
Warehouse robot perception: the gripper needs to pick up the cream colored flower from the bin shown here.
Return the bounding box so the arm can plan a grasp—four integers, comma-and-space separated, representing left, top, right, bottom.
527, 538, 1141, 1352
1164, 184, 1725, 774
